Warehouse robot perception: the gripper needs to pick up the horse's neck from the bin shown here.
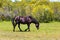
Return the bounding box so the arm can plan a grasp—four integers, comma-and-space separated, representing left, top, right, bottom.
32, 18, 38, 24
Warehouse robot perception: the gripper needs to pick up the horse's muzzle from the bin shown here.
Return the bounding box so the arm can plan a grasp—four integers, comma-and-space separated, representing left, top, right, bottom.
37, 27, 39, 30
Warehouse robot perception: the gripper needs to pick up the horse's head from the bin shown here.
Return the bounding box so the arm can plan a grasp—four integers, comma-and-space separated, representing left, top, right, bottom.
31, 17, 40, 30
35, 23, 39, 30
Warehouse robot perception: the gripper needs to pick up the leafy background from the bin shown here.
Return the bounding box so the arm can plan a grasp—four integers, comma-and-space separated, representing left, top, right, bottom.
0, 0, 60, 23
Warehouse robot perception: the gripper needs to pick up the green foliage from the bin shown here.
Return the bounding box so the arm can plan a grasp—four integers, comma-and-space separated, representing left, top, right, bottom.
32, 5, 53, 22
0, 0, 60, 22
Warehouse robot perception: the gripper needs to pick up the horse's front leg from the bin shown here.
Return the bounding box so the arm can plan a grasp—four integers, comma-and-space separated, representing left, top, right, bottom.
18, 23, 22, 31
25, 24, 30, 31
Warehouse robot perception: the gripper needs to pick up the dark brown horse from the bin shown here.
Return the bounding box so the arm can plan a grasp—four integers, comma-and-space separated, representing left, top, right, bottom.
12, 16, 39, 32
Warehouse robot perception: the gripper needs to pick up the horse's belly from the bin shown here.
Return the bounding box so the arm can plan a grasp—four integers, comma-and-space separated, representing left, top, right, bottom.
20, 22, 27, 24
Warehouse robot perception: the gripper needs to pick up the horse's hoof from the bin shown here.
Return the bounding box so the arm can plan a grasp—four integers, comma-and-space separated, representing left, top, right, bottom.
28, 30, 30, 32
20, 30, 23, 32
25, 29, 27, 31
13, 30, 15, 32
13, 31, 15, 32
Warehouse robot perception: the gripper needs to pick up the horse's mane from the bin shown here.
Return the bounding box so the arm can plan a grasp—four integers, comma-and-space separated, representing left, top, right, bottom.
29, 16, 39, 24
19, 16, 33, 19
28, 16, 33, 19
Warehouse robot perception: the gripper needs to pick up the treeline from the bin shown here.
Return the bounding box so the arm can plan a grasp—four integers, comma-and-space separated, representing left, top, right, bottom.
0, 0, 60, 23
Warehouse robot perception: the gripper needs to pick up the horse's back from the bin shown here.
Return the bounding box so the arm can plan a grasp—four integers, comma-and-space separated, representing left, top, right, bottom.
14, 16, 33, 24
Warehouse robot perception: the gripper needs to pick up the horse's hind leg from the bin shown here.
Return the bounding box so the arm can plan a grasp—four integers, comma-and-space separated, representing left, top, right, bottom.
28, 24, 30, 31
13, 23, 17, 32
18, 23, 22, 31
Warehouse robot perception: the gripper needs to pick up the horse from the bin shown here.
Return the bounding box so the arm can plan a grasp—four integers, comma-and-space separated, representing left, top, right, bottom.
12, 16, 39, 32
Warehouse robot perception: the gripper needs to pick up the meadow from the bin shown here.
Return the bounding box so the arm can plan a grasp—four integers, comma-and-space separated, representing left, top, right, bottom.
0, 21, 60, 40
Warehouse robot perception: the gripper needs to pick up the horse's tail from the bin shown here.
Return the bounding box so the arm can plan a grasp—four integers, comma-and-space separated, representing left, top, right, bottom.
11, 17, 15, 26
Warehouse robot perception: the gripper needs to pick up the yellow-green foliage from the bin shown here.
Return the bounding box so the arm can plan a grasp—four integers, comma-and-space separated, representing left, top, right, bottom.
32, 4, 54, 22
0, 0, 60, 22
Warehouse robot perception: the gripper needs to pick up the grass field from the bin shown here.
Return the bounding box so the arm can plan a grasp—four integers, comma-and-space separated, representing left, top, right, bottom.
0, 21, 60, 40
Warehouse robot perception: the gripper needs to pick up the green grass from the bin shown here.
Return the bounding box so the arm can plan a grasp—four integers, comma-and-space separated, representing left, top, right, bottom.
0, 21, 60, 40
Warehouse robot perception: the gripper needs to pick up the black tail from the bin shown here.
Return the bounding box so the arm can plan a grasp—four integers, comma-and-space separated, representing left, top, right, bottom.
12, 17, 15, 26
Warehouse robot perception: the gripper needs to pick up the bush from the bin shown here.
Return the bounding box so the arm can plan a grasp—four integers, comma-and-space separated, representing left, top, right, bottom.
54, 13, 60, 21
31, 5, 53, 23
